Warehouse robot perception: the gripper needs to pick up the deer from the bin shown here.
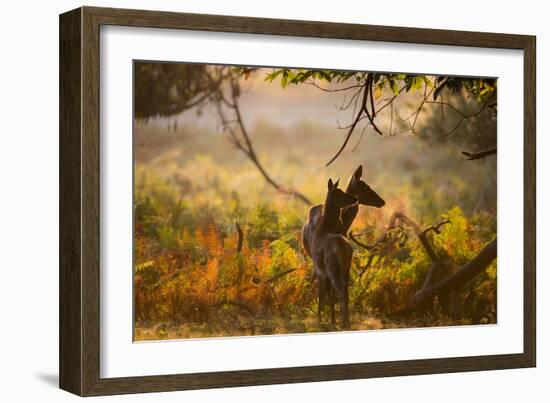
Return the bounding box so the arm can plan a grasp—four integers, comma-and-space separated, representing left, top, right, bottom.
310, 178, 358, 328
302, 166, 385, 327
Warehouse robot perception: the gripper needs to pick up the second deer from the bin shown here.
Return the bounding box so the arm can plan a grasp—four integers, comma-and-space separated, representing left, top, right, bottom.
310, 179, 358, 328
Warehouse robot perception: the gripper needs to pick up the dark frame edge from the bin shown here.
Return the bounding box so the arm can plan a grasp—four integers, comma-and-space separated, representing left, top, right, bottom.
84, 353, 533, 396
59, 5, 537, 396
59, 7, 84, 396
523, 36, 536, 368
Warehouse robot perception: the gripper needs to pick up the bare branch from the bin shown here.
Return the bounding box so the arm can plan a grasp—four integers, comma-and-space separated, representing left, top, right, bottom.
214, 78, 311, 205
412, 238, 497, 309
361, 74, 383, 136
356, 255, 375, 283
307, 81, 364, 93
424, 100, 488, 136
421, 219, 451, 237
353, 212, 449, 262
235, 221, 244, 253
389, 212, 443, 262
325, 84, 370, 166
411, 85, 435, 134
348, 231, 376, 250
462, 148, 497, 160
267, 268, 298, 283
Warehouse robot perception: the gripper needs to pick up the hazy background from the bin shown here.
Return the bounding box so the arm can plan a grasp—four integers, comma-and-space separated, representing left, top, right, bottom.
135, 68, 496, 218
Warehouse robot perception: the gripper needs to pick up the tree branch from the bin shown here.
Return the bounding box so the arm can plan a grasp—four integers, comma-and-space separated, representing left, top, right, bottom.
235, 221, 244, 253
462, 148, 497, 160
267, 268, 298, 283
325, 83, 370, 167
215, 79, 311, 205
424, 100, 488, 136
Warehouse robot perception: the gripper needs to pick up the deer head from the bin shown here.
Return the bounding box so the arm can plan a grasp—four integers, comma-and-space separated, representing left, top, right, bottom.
346, 165, 385, 208
327, 178, 358, 209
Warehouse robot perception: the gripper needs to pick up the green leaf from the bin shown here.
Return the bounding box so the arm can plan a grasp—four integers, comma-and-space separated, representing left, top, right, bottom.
281, 70, 289, 88
265, 69, 284, 83
412, 76, 423, 91
389, 79, 399, 95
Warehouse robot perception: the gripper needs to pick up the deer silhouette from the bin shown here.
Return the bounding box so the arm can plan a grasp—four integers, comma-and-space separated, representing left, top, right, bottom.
302, 166, 385, 327
310, 178, 358, 328
301, 165, 385, 258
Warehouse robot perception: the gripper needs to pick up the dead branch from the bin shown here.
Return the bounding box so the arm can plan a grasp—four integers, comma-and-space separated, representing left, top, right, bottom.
215, 79, 311, 205
412, 238, 497, 309
356, 255, 375, 283
361, 74, 384, 136
348, 231, 376, 250
235, 221, 244, 253
267, 268, 298, 283
356, 212, 495, 314
350, 212, 449, 261
388, 212, 450, 263
325, 83, 370, 166
424, 100, 488, 136
422, 219, 451, 236
462, 148, 497, 160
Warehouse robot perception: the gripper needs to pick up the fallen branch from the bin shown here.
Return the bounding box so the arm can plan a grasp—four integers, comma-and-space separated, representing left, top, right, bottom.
412, 238, 497, 309
267, 268, 298, 283
462, 148, 497, 160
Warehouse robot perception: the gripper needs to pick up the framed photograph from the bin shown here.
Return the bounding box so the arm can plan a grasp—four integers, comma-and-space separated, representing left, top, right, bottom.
59, 6, 536, 396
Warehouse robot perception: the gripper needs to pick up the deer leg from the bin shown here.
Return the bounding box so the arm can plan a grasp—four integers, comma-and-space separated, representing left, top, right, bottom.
327, 281, 336, 324
326, 263, 351, 329
340, 282, 350, 329
326, 268, 344, 328
317, 275, 326, 323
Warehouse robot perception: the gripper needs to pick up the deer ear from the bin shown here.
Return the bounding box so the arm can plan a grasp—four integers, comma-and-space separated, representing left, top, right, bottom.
334, 178, 340, 188
353, 165, 363, 180
328, 178, 334, 189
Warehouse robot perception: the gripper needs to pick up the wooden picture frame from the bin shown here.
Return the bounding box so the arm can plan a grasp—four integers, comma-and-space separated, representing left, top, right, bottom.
59, 6, 536, 396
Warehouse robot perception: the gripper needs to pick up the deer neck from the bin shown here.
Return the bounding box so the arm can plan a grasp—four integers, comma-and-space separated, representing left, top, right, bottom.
320, 198, 341, 232
340, 183, 360, 233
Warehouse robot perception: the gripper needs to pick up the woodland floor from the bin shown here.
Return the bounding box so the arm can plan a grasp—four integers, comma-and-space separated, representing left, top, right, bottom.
134, 313, 491, 341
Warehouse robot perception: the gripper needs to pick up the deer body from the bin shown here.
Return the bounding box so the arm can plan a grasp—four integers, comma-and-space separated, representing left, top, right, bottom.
302, 166, 385, 328
310, 179, 357, 328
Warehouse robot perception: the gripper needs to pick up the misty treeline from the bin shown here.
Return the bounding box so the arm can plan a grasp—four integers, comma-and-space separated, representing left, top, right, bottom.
133, 63, 497, 339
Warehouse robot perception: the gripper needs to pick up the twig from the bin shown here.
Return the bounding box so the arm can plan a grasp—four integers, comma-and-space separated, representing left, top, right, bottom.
411, 85, 435, 134
356, 255, 375, 283
307, 81, 364, 93
267, 268, 298, 283
235, 221, 244, 253
424, 100, 488, 136
325, 84, 369, 166
421, 219, 451, 236
348, 231, 376, 250
462, 148, 497, 160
